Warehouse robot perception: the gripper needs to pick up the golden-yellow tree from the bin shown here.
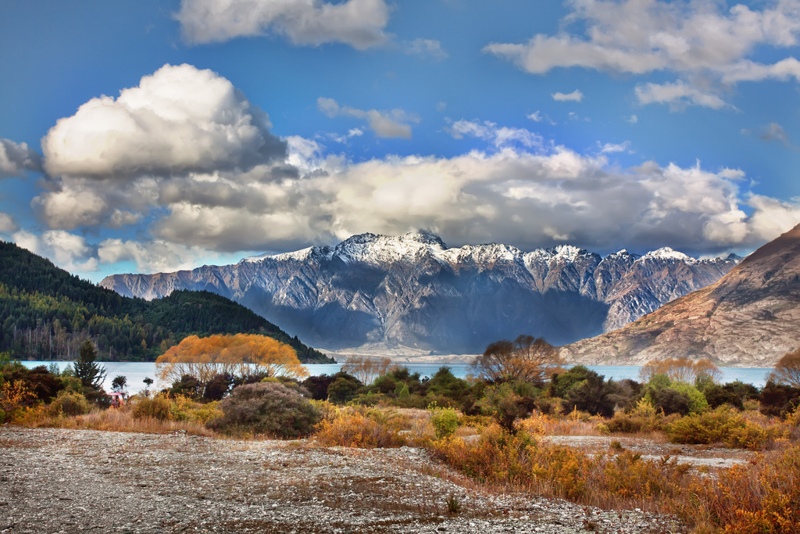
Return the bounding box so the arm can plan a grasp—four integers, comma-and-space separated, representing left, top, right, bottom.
155, 334, 307, 386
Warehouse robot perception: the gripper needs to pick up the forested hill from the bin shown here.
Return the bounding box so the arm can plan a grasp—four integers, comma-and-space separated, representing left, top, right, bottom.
0, 241, 332, 363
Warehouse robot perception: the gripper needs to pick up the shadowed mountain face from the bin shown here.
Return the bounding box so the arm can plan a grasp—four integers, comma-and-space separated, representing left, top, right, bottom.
563, 224, 800, 367
101, 231, 738, 354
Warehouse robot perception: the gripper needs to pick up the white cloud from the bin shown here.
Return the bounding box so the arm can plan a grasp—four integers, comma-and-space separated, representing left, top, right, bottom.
12, 229, 98, 273
552, 90, 583, 102
0, 213, 17, 234
176, 0, 390, 49
527, 111, 555, 125
133, 136, 797, 256
599, 142, 631, 154
448, 119, 544, 150
404, 38, 448, 60
626, 114, 639, 124
317, 97, 418, 138
484, 0, 800, 109
635, 81, 728, 109
42, 64, 285, 179
0, 138, 41, 178
97, 238, 215, 274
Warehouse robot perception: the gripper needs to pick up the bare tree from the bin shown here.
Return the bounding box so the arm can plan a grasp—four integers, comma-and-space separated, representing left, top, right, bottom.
472, 335, 563, 385
639, 356, 722, 384
769, 348, 800, 388
341, 355, 391, 385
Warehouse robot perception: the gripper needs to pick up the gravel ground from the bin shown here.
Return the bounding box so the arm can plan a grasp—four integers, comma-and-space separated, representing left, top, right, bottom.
0, 427, 685, 533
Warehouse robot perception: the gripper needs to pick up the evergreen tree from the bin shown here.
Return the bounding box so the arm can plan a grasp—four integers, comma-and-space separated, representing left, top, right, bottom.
73, 340, 106, 391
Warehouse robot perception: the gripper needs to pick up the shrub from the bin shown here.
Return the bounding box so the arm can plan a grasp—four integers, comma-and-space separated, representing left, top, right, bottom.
326, 373, 363, 404
692, 445, 800, 532
132, 395, 173, 421
430, 407, 460, 439
168, 395, 223, 424
208, 382, 321, 438
477, 382, 535, 432
47, 390, 90, 417
664, 406, 782, 450
760, 381, 800, 417
313, 406, 405, 448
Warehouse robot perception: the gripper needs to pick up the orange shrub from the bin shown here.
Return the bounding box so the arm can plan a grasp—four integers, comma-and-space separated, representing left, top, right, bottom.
692, 445, 800, 533
314, 407, 405, 448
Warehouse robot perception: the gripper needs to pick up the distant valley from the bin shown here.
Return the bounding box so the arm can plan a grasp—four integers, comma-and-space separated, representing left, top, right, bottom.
101, 230, 739, 355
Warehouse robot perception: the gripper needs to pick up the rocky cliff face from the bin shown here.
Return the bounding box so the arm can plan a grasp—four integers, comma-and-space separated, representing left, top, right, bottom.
562, 224, 800, 367
101, 230, 738, 354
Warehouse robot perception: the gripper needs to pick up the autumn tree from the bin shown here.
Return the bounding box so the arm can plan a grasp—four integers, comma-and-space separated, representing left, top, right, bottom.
769, 348, 800, 388
341, 356, 392, 386
155, 334, 307, 391
472, 335, 563, 385
639, 356, 722, 384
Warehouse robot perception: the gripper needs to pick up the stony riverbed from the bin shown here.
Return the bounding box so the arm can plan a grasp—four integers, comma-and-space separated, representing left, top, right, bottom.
0, 427, 686, 533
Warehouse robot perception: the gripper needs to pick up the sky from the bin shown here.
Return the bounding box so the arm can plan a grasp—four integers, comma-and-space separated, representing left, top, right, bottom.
1, 0, 800, 282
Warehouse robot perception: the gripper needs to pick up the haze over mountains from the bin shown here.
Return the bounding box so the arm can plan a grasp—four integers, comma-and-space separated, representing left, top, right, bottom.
563, 223, 800, 367
101, 231, 739, 355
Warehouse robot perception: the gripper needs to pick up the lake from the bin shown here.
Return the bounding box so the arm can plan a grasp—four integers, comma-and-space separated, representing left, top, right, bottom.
19, 360, 774, 394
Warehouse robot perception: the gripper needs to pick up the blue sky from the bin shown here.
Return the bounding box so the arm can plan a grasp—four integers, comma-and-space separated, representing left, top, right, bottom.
1, 0, 799, 281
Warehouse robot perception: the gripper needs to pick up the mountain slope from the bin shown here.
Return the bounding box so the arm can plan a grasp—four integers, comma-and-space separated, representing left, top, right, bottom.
0, 241, 331, 363
101, 231, 738, 354
562, 224, 800, 366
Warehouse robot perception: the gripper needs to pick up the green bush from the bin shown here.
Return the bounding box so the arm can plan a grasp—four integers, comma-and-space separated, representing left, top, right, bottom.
47, 390, 90, 417
132, 395, 172, 421
430, 407, 460, 439
665, 406, 775, 450
208, 382, 322, 438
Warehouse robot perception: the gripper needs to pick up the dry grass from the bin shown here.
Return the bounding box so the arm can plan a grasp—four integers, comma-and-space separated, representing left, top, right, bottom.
24, 406, 215, 436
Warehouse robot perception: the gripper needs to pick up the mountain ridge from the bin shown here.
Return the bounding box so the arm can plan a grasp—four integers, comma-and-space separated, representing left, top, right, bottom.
0, 241, 331, 363
561, 224, 800, 366
101, 230, 740, 354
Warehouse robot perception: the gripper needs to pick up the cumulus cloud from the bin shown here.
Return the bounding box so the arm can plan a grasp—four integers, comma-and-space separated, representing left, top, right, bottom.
42, 64, 285, 179
176, 0, 390, 49
0, 213, 17, 234
12, 230, 98, 273
552, 90, 583, 102
317, 97, 418, 138
0, 139, 41, 178
404, 38, 448, 60
484, 0, 800, 109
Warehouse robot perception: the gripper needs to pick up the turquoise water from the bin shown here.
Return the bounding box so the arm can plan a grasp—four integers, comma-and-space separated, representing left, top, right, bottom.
19, 360, 773, 394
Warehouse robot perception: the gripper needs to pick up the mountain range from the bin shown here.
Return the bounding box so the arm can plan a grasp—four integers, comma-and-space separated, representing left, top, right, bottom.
562, 223, 800, 367
101, 230, 739, 355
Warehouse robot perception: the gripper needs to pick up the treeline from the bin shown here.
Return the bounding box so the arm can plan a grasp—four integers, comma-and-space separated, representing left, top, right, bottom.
0, 242, 332, 363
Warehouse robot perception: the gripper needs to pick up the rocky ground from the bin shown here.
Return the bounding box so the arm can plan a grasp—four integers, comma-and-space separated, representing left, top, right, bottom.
0, 427, 685, 533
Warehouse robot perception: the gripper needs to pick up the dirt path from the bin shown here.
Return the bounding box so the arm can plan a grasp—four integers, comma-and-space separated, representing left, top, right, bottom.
0, 427, 685, 533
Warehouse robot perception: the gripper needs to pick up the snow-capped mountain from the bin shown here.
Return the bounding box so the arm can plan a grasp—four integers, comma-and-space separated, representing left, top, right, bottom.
100, 230, 739, 354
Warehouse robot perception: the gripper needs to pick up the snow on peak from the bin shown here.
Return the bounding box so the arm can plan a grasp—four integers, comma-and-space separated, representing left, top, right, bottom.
552, 244, 585, 262
333, 231, 447, 265
642, 247, 693, 262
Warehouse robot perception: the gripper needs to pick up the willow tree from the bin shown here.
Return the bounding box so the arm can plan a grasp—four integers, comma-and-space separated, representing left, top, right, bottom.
155, 334, 307, 386
639, 356, 722, 384
472, 335, 563, 386
769, 348, 800, 388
